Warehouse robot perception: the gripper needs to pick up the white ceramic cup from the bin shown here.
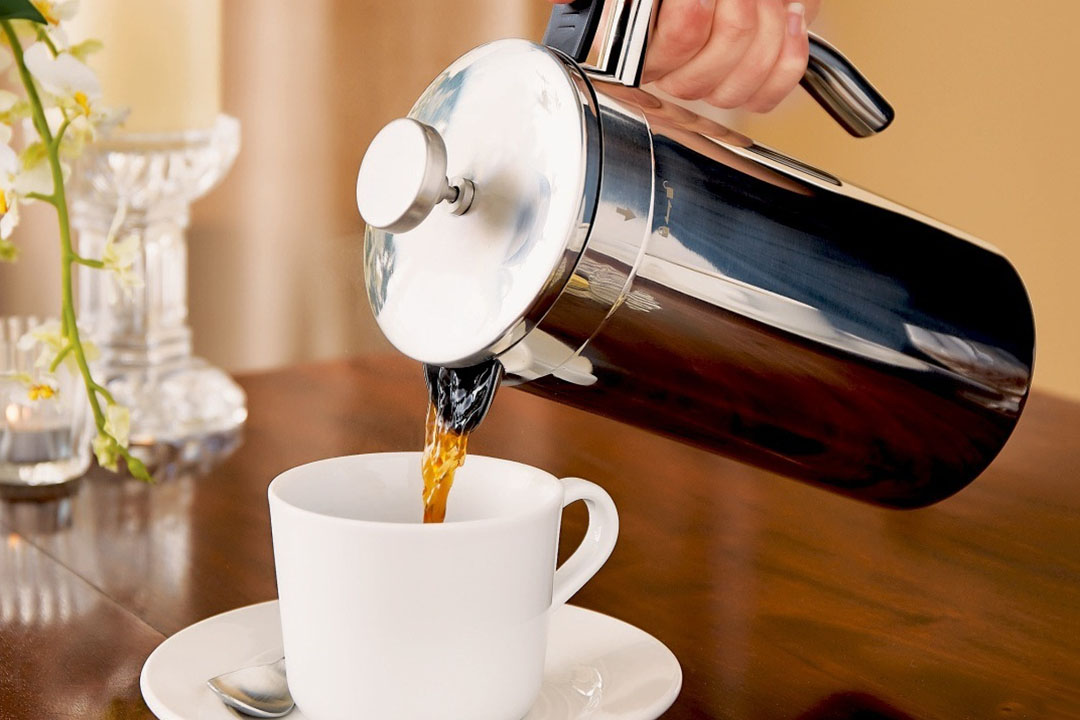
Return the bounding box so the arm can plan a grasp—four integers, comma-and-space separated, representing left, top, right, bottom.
268, 452, 618, 720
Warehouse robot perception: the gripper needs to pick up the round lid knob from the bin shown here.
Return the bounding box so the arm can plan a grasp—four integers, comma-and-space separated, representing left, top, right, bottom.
356, 118, 474, 233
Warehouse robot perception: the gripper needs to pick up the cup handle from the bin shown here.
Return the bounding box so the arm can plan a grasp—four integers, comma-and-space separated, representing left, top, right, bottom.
551, 477, 619, 608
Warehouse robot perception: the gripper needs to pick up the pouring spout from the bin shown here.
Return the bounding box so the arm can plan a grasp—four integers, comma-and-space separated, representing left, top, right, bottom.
423, 360, 505, 435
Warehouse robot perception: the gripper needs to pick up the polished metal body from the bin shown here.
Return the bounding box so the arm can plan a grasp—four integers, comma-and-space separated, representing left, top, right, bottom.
504, 75, 1034, 507
360, 6, 1035, 507
592, 0, 657, 86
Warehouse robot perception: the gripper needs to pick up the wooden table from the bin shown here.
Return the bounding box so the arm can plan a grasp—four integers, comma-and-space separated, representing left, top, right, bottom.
1, 355, 1078, 719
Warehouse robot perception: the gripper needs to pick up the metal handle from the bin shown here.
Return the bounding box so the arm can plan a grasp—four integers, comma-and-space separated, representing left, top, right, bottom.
801, 32, 894, 137
541, 0, 606, 66
543, 0, 894, 137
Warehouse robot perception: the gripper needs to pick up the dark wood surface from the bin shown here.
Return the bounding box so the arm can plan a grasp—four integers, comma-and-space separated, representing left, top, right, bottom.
2, 355, 1079, 720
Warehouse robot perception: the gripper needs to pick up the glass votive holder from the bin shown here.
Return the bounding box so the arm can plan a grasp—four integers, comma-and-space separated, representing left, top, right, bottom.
0, 317, 94, 487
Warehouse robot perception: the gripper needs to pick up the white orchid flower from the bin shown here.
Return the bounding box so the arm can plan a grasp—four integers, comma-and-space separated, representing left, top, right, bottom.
0, 123, 19, 243
20, 78, 125, 158
92, 431, 117, 470
1, 371, 33, 386
0, 90, 16, 115
93, 402, 131, 470
32, 0, 80, 26
12, 118, 70, 198
17, 320, 68, 370
1, 370, 57, 401
101, 202, 143, 294
103, 234, 142, 292
0, 125, 18, 180
23, 106, 63, 139
103, 403, 129, 447
0, 194, 19, 241
53, 105, 128, 158
30, 1, 81, 49
12, 151, 65, 197
0, 92, 30, 129
27, 381, 57, 400
23, 41, 101, 116
16, 319, 99, 374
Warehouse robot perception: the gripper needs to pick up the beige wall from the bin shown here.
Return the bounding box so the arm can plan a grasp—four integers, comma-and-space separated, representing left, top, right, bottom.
1, 1, 1076, 400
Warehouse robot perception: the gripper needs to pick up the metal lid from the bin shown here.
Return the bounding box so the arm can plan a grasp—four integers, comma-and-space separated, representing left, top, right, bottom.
361, 39, 599, 367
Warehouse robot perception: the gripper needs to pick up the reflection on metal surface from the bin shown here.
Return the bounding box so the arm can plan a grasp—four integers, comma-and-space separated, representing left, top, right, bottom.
563, 258, 660, 313
501, 330, 598, 387
904, 325, 1029, 412
589, 0, 659, 87
743, 143, 841, 186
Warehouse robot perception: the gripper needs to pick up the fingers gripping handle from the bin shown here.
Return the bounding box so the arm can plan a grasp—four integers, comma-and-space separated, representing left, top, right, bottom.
551, 477, 619, 608
542, 0, 894, 137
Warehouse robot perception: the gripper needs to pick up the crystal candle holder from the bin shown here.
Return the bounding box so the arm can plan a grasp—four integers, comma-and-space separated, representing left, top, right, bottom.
70, 115, 246, 446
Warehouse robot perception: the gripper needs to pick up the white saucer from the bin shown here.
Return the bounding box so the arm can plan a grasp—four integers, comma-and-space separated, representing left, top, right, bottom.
141, 600, 682, 720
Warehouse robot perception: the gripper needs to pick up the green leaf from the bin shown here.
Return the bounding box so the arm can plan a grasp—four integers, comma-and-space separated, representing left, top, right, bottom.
0, 0, 46, 23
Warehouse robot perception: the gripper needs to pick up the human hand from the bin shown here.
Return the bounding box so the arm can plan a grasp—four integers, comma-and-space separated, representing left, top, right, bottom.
547, 0, 820, 112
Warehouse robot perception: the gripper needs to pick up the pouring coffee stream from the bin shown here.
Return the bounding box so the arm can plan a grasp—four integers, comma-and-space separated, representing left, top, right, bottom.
421, 361, 503, 523
358, 0, 1036, 513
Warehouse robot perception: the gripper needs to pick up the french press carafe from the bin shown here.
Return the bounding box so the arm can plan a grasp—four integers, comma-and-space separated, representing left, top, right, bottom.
356, 0, 1035, 508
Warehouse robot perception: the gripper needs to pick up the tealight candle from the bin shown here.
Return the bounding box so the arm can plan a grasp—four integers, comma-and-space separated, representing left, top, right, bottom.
67, 0, 223, 133
1, 404, 75, 464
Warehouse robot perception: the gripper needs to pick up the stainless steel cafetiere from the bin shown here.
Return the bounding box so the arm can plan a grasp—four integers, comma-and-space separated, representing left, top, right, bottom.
356, 0, 1035, 508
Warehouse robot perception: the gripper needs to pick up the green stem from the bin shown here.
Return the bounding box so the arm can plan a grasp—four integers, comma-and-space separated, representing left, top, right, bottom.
25, 191, 55, 204
54, 115, 73, 147
72, 255, 104, 269
49, 343, 73, 373
35, 26, 58, 56
4, 21, 53, 148
1, 19, 148, 481
91, 382, 115, 406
